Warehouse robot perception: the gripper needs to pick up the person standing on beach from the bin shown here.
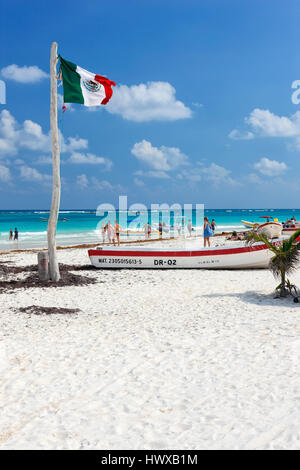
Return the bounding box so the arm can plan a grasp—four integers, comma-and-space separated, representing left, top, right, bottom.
147, 223, 151, 239
211, 219, 216, 233
203, 217, 213, 247
9, 229, 13, 241
101, 222, 106, 243
115, 220, 120, 246
144, 223, 148, 240
107, 221, 114, 243
158, 221, 163, 239
14, 227, 19, 241
182, 218, 185, 236
177, 220, 181, 237
111, 222, 116, 246
187, 219, 193, 237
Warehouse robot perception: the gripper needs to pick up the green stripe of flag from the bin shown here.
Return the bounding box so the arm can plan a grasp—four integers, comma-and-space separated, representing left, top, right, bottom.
59, 55, 84, 104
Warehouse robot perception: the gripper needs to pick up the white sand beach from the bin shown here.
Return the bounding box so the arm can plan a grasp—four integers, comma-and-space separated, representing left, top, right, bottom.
0, 238, 300, 450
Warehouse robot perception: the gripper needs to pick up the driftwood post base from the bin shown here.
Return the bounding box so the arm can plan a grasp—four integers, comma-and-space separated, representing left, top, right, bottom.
38, 252, 49, 281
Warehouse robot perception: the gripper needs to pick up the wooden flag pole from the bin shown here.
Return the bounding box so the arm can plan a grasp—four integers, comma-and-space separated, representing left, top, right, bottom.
48, 41, 61, 281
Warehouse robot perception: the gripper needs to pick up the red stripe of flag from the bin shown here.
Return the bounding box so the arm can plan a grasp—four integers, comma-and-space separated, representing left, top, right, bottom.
94, 75, 116, 105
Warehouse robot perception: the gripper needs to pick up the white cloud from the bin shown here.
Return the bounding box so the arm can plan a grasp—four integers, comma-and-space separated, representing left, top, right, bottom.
77, 174, 89, 189
202, 163, 238, 185
57, 94, 74, 112
192, 102, 204, 108
19, 165, 51, 182
106, 82, 192, 122
90, 177, 114, 191
75, 174, 123, 192
253, 157, 287, 177
0, 110, 99, 167
1, 64, 48, 83
67, 152, 113, 169
247, 173, 263, 185
131, 140, 188, 171
177, 169, 201, 182
134, 177, 145, 187
0, 110, 18, 156
62, 136, 88, 152
0, 109, 51, 156
0, 165, 11, 182
20, 119, 51, 152
228, 129, 254, 140
135, 169, 170, 179
229, 108, 300, 148
35, 155, 52, 165
177, 162, 238, 187
0, 137, 15, 156
246, 109, 300, 137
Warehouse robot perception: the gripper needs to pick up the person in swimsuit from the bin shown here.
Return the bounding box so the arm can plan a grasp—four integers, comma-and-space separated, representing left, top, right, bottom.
177, 221, 181, 237
203, 217, 212, 247
9, 229, 13, 241
115, 220, 120, 246
107, 221, 114, 243
101, 222, 106, 243
103, 223, 108, 243
14, 228, 19, 241
187, 219, 192, 237
211, 219, 216, 232
158, 221, 163, 238
144, 223, 148, 239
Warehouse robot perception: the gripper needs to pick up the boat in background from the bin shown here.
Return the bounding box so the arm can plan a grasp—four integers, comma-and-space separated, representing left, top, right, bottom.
283, 226, 300, 235
256, 216, 282, 239
242, 216, 300, 237
242, 220, 260, 229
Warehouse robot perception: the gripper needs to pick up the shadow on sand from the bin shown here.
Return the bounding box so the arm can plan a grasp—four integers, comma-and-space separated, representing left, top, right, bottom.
202, 290, 300, 308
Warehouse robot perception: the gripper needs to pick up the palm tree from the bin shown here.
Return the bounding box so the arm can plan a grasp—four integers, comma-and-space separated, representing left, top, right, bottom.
247, 229, 300, 298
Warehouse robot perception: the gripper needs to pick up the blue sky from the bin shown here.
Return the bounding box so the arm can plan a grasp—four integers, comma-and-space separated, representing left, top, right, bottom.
0, 0, 300, 209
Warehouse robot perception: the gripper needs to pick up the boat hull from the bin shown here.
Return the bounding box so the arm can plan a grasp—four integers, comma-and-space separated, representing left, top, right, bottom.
88, 242, 275, 269
242, 220, 259, 229
257, 222, 282, 239
282, 225, 300, 235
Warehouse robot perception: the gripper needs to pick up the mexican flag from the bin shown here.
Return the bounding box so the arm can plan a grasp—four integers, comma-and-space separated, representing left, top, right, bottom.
59, 55, 116, 107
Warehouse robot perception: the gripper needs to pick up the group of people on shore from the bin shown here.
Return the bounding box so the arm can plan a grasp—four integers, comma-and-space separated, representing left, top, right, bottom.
157, 218, 204, 238
9, 228, 18, 241
101, 221, 120, 246
283, 216, 298, 228
101, 217, 218, 246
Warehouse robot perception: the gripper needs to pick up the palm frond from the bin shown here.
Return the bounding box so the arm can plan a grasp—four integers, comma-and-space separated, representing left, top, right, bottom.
269, 253, 286, 278
284, 229, 300, 251
269, 234, 300, 279
246, 231, 279, 254
285, 243, 300, 274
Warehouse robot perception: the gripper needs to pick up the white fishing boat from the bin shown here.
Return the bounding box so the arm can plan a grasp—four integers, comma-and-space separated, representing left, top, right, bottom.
256, 216, 282, 239
283, 226, 300, 235
88, 240, 283, 269
243, 218, 299, 236
242, 220, 259, 229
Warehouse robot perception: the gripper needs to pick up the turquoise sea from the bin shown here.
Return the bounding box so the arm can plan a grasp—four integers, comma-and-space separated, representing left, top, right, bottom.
1, 209, 300, 251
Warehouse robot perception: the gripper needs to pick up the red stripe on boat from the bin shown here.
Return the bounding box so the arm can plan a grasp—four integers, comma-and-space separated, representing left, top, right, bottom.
89, 244, 269, 258
258, 222, 282, 229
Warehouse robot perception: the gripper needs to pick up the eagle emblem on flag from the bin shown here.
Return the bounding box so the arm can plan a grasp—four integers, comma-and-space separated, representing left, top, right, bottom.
83, 79, 101, 93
